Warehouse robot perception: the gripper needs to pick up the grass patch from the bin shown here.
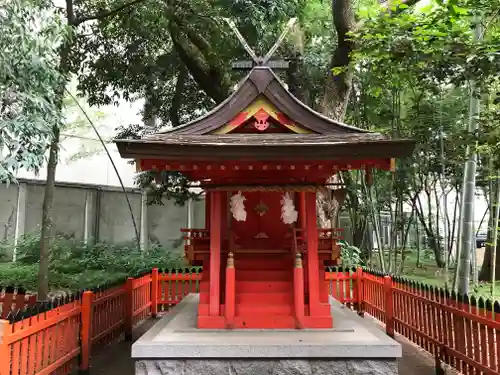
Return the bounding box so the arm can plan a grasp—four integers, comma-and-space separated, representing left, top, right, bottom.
368, 249, 500, 300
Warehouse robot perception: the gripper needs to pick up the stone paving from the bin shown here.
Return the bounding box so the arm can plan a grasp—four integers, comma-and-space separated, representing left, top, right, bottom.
90, 316, 444, 375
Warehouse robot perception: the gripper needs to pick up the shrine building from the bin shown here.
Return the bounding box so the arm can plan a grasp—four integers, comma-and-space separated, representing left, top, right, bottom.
115, 65, 415, 330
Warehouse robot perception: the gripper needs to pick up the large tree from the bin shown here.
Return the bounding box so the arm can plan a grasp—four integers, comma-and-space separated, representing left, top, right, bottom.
0, 0, 66, 183
36, 0, 160, 299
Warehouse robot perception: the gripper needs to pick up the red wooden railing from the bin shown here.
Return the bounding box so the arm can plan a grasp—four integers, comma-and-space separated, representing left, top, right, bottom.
0, 268, 201, 375
4, 267, 500, 375
325, 267, 500, 375
0, 287, 37, 319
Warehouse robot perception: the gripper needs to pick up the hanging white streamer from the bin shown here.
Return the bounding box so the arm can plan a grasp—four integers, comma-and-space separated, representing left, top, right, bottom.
230, 191, 247, 222
281, 192, 298, 224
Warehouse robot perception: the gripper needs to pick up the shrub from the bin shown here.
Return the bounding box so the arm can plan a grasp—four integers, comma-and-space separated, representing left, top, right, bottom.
339, 241, 363, 267
0, 232, 185, 292
0, 263, 39, 290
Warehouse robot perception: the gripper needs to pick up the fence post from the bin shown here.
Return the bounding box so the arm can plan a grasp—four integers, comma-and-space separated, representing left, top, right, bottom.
80, 291, 93, 375
151, 268, 159, 318
0, 320, 12, 375
124, 277, 134, 341
384, 275, 394, 338
355, 267, 364, 317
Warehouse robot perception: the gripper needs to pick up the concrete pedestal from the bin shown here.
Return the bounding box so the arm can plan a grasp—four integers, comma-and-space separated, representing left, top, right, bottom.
132, 295, 401, 375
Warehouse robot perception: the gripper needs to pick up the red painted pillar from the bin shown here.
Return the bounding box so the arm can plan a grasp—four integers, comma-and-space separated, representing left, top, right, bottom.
298, 192, 307, 230
305, 191, 320, 316
225, 252, 235, 327
205, 191, 211, 230
294, 253, 305, 328
209, 191, 222, 316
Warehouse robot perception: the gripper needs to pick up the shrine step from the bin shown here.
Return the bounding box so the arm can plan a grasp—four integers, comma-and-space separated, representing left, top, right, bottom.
236, 269, 291, 281
234, 258, 291, 270
236, 292, 292, 305
236, 304, 293, 316
233, 314, 296, 329
236, 280, 292, 293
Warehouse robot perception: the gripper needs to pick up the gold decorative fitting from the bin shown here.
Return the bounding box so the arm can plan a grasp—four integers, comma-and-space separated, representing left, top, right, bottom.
390, 158, 396, 172
254, 201, 269, 216
227, 252, 235, 268
295, 252, 303, 268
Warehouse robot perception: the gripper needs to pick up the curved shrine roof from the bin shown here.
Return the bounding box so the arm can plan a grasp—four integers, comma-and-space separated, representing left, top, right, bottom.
115, 66, 415, 161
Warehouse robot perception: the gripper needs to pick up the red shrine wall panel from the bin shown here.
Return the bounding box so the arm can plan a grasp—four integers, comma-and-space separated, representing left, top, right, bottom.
230, 191, 292, 250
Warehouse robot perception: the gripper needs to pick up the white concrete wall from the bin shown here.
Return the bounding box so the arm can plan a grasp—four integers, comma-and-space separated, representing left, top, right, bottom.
0, 179, 205, 259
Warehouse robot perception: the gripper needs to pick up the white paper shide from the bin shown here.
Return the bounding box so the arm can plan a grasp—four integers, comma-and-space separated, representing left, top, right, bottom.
280, 192, 298, 224
230, 191, 247, 222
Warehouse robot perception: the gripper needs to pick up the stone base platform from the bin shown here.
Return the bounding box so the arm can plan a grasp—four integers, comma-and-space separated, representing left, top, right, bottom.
132, 294, 401, 375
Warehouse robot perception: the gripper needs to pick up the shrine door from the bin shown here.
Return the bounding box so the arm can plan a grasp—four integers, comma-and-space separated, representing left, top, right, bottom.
230, 191, 292, 250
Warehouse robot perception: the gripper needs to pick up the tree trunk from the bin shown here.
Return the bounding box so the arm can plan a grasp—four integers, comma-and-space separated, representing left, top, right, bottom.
37, 0, 74, 298
168, 16, 230, 104
37, 129, 59, 299
320, 0, 355, 121
169, 65, 187, 127
458, 15, 482, 294
479, 176, 500, 281
479, 245, 500, 281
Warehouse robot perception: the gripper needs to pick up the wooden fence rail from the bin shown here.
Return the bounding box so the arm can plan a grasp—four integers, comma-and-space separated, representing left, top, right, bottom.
326, 267, 500, 375
3, 267, 500, 375
0, 287, 37, 319
0, 268, 200, 375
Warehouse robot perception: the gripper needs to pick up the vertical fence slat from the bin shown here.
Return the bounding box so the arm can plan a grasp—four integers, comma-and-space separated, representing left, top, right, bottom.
80, 291, 93, 375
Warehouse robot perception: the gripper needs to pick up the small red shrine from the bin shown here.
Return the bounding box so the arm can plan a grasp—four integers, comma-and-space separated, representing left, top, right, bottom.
116, 66, 414, 330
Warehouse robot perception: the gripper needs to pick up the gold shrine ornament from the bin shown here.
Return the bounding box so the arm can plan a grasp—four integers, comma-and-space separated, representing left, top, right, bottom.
254, 201, 269, 216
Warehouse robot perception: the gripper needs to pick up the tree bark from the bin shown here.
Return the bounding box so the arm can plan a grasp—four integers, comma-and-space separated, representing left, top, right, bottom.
168, 17, 230, 104
37, 0, 74, 299
479, 177, 500, 281
169, 65, 187, 127
37, 129, 59, 299
320, 0, 355, 122
458, 15, 482, 294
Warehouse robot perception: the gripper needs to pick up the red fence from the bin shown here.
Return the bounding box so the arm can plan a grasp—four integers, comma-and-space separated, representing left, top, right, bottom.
0, 287, 37, 319
6, 266, 498, 375
326, 267, 500, 375
0, 268, 201, 375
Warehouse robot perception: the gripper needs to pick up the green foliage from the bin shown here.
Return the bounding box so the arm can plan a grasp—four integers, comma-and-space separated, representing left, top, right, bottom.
0, 231, 184, 292
0, 0, 68, 183
339, 241, 363, 267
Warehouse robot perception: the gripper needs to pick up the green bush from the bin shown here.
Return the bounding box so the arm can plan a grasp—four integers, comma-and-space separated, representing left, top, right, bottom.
339, 241, 363, 267
0, 263, 39, 290
0, 232, 185, 292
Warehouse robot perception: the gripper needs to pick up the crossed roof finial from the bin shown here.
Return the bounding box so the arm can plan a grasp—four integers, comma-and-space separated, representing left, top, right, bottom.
223, 17, 297, 70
